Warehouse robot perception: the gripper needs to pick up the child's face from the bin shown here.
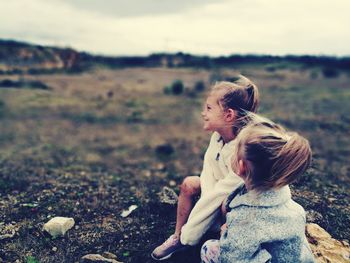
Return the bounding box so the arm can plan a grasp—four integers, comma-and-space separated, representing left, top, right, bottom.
201, 91, 226, 132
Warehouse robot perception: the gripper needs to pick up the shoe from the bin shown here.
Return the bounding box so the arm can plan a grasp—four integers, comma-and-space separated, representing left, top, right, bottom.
151, 234, 185, 260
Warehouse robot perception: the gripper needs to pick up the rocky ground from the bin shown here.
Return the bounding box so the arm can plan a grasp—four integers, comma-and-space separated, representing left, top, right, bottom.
0, 67, 349, 262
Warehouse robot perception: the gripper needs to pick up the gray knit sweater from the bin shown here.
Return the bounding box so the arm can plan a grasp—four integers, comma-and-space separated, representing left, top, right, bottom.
220, 184, 315, 263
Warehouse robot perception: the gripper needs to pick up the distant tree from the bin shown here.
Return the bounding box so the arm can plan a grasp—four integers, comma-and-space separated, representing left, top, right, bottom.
164, 80, 184, 95
322, 68, 339, 78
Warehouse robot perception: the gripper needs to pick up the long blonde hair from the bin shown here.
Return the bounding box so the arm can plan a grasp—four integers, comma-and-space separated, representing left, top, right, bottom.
232, 113, 312, 192
212, 75, 259, 135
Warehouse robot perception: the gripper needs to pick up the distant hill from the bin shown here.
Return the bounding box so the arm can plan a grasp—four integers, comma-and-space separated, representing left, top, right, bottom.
0, 39, 349, 74
0, 39, 81, 74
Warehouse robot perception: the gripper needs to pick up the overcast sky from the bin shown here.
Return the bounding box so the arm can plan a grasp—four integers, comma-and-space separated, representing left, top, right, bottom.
1, 0, 349, 56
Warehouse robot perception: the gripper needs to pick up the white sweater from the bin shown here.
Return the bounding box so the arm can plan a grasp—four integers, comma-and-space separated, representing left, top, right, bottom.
180, 132, 243, 245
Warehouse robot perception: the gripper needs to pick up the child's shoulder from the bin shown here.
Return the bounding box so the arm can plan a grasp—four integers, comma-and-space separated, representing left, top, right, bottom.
284, 199, 306, 219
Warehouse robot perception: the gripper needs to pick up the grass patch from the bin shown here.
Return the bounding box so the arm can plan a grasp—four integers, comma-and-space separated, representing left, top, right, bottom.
0, 79, 50, 90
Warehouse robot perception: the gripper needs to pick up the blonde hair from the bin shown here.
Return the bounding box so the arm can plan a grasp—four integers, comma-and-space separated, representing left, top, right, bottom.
212, 75, 259, 134
232, 113, 312, 192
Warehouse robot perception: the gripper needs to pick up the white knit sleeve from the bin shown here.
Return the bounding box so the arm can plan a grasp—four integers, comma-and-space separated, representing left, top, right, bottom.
180, 169, 243, 245
199, 133, 218, 196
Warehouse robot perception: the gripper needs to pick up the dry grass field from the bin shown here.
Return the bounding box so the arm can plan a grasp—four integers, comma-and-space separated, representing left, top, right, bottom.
0, 65, 349, 262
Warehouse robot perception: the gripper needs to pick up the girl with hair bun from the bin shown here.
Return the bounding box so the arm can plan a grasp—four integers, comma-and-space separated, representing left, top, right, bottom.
201, 114, 315, 263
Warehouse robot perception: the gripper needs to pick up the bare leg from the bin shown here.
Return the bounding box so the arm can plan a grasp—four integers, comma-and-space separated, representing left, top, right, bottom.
151, 176, 201, 259
174, 176, 201, 238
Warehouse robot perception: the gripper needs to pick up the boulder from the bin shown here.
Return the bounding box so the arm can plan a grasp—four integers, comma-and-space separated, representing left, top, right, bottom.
80, 254, 122, 263
306, 223, 350, 263
43, 217, 75, 237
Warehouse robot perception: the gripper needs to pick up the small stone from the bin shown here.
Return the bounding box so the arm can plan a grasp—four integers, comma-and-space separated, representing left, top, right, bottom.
101, 252, 118, 260
0, 223, 18, 240
155, 163, 165, 171
158, 186, 178, 205
80, 254, 122, 263
52, 247, 58, 252
86, 153, 102, 163
43, 217, 75, 237
169, 180, 176, 187
143, 170, 151, 177
120, 205, 138, 218
306, 210, 323, 223
328, 197, 337, 202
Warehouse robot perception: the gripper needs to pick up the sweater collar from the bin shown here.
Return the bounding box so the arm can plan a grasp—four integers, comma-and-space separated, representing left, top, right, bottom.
213, 132, 236, 150
229, 183, 291, 209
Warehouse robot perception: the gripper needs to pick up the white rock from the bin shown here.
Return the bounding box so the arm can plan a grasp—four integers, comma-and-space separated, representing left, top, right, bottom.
169, 180, 176, 187
120, 205, 138, 218
43, 217, 75, 237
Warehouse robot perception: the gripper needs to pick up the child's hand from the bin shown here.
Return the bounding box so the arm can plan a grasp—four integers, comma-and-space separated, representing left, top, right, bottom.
220, 223, 227, 236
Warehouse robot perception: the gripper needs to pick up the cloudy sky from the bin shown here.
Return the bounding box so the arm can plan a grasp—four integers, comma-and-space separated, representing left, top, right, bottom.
1, 0, 349, 56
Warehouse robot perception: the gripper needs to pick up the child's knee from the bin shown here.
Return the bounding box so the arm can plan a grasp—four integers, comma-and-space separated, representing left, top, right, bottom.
180, 176, 200, 197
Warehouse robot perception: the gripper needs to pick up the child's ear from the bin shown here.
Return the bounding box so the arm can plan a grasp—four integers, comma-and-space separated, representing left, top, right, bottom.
239, 160, 246, 176
225, 109, 236, 122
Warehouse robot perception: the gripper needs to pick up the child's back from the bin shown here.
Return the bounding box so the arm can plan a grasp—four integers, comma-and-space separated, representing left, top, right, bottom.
221, 184, 314, 263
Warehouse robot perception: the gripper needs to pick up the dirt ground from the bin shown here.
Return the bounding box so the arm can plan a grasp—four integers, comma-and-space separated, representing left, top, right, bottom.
0, 66, 349, 262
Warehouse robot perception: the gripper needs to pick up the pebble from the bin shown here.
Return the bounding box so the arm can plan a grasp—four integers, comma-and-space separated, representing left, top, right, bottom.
80, 254, 122, 263
306, 210, 323, 223
0, 223, 18, 240
43, 217, 75, 237
143, 170, 151, 177
158, 186, 178, 205
120, 205, 138, 218
102, 252, 118, 260
52, 247, 58, 252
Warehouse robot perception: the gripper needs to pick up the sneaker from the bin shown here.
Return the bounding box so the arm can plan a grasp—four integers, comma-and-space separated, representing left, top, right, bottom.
151, 234, 185, 260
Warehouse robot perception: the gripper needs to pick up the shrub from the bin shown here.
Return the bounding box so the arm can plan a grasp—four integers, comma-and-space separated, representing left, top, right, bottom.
155, 143, 174, 157
0, 100, 5, 118
169, 80, 184, 95
310, 71, 319, 79
163, 86, 171, 95
194, 81, 205, 92
322, 68, 339, 78
0, 79, 50, 90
